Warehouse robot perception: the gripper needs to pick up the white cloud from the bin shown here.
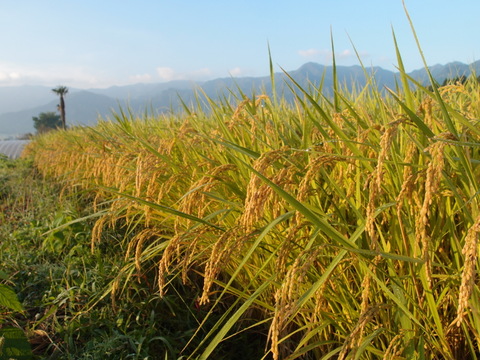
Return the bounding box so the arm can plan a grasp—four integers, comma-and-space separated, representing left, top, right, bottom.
0, 62, 216, 88
156, 66, 213, 82
229, 67, 243, 77
9, 72, 20, 80
190, 67, 212, 79
0, 72, 10, 82
0, 62, 106, 87
156, 67, 176, 82
129, 73, 153, 83
0, 67, 23, 83
338, 49, 352, 59
298, 48, 322, 58
298, 48, 369, 64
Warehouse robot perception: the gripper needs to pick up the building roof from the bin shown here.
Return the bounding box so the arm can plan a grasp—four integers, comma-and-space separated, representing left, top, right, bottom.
0, 140, 30, 160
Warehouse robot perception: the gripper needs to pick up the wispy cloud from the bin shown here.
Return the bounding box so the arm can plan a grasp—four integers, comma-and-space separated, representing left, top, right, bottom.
191, 67, 213, 79
229, 67, 243, 77
298, 48, 369, 63
156, 67, 213, 82
0, 71, 20, 82
128, 73, 153, 83
0, 62, 218, 87
156, 67, 176, 82
0, 62, 105, 87
0, 63, 34, 85
298, 48, 322, 58
338, 49, 352, 59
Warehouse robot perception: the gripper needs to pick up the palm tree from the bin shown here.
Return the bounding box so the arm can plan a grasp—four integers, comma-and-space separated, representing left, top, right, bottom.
52, 86, 68, 129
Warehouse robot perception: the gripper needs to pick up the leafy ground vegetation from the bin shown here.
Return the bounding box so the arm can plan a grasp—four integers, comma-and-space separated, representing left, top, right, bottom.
0, 158, 244, 359
3, 29, 480, 359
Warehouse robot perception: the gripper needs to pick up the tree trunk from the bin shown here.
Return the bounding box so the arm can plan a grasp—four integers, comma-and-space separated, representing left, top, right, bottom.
60, 96, 66, 129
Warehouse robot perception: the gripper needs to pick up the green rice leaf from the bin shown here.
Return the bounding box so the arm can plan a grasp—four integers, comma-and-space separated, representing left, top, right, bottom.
386, 87, 435, 138
247, 163, 359, 250
100, 186, 225, 231
198, 277, 273, 360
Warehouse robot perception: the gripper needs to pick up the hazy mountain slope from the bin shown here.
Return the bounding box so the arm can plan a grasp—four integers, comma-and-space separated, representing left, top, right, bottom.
87, 80, 198, 101
408, 61, 480, 84
155, 63, 399, 106
0, 91, 119, 135
0, 86, 58, 114
1, 61, 479, 136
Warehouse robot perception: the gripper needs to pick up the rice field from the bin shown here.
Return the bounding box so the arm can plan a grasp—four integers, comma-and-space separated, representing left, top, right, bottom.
23, 50, 480, 359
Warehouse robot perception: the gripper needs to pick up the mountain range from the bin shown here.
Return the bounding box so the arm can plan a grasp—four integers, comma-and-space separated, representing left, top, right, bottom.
1, 60, 479, 138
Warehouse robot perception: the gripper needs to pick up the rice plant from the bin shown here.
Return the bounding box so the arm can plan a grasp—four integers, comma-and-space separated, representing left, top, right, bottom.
23, 38, 480, 359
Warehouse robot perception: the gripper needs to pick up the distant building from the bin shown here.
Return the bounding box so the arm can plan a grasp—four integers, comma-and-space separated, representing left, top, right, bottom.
0, 140, 30, 159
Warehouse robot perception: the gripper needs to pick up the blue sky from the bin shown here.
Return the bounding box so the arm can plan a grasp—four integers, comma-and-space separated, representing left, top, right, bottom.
0, 0, 479, 88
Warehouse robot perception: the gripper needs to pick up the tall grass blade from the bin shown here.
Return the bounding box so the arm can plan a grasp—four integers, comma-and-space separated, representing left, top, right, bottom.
402, 0, 457, 136
330, 28, 339, 112
198, 278, 273, 360
392, 28, 414, 109
101, 186, 225, 231
268, 42, 278, 106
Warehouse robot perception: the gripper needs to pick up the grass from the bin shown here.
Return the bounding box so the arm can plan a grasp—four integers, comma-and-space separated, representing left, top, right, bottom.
3, 28, 480, 358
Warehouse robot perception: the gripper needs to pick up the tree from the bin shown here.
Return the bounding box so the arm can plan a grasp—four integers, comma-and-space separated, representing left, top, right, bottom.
441, 75, 468, 86
32, 112, 62, 133
52, 86, 68, 129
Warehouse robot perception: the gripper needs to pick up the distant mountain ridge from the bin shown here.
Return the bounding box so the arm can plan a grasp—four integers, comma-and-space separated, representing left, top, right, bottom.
1, 60, 479, 137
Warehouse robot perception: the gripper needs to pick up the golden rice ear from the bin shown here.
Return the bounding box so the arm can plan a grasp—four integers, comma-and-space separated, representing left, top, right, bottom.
416, 133, 455, 287
337, 305, 386, 360
275, 222, 310, 277
131, 228, 162, 273
384, 333, 408, 360
454, 215, 480, 327
366, 120, 401, 249
240, 148, 291, 230
180, 227, 213, 285
199, 227, 251, 305
270, 247, 322, 360
420, 96, 435, 130
297, 154, 338, 202
178, 163, 237, 223
91, 215, 108, 253
157, 233, 184, 297
396, 140, 418, 209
